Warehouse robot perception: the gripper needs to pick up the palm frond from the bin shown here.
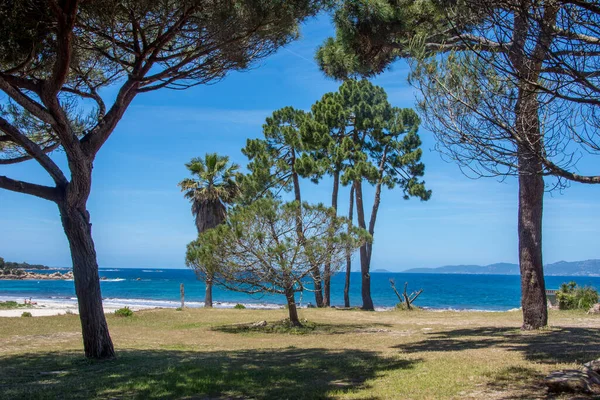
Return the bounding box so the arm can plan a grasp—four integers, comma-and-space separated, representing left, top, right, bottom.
179, 153, 242, 223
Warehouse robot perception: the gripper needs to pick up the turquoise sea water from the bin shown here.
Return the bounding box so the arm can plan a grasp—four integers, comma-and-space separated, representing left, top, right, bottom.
1, 268, 599, 311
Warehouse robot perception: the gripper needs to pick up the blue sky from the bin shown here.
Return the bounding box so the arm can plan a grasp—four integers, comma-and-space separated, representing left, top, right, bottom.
1, 15, 600, 271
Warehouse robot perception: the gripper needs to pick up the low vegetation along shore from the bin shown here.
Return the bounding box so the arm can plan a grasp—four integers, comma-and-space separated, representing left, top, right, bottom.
1, 307, 599, 399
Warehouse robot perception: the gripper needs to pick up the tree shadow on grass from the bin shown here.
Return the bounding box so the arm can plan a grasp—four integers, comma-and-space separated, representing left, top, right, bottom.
0, 347, 416, 400
391, 327, 600, 399
392, 326, 600, 364
480, 365, 595, 400
482, 366, 548, 400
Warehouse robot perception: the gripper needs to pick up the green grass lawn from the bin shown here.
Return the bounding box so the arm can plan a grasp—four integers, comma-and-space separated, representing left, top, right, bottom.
0, 308, 599, 399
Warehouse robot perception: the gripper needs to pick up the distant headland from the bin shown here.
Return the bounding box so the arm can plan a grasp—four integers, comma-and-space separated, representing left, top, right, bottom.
0, 257, 51, 271
0, 257, 71, 280
403, 259, 600, 277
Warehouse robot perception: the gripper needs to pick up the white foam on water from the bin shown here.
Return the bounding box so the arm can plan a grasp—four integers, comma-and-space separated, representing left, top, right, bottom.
101, 297, 285, 310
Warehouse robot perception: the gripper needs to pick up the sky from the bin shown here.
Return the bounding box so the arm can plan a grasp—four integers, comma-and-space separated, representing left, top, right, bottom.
1, 15, 600, 271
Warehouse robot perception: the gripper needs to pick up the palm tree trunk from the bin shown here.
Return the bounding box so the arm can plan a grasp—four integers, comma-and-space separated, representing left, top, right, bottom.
197, 201, 226, 308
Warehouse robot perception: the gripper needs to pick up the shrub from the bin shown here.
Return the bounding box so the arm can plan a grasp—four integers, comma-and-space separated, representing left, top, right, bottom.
0, 301, 33, 309
21, 311, 32, 317
64, 309, 75, 315
175, 307, 183, 311
395, 303, 421, 311
233, 304, 246, 309
0, 301, 19, 309
556, 282, 599, 310
114, 307, 134, 317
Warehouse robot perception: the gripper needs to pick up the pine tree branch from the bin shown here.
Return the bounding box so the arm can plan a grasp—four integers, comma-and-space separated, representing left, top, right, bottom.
0, 176, 63, 202
0, 77, 57, 127
0, 117, 67, 186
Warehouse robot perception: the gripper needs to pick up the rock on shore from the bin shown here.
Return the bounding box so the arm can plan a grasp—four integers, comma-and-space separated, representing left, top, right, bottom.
1, 270, 74, 280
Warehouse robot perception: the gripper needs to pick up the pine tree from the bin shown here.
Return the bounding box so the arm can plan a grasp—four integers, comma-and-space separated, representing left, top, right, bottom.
307, 79, 430, 310
242, 107, 326, 306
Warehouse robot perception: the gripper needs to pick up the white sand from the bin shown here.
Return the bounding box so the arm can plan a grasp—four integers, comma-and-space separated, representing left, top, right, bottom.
0, 295, 293, 317
0, 297, 156, 317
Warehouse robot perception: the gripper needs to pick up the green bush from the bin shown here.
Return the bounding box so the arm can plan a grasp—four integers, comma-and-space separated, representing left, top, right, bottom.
233, 304, 246, 309
114, 307, 134, 317
556, 282, 599, 310
175, 307, 183, 311
21, 311, 32, 317
0, 301, 32, 309
0, 301, 19, 309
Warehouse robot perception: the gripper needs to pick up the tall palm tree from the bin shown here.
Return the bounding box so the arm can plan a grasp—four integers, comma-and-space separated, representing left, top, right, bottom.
179, 153, 240, 307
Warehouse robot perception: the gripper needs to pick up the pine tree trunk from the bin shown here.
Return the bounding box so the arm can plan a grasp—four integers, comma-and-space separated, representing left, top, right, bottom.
285, 287, 301, 326
324, 171, 340, 307
313, 274, 324, 307
344, 184, 355, 308
205, 279, 213, 308
59, 203, 115, 359
509, 1, 555, 330
366, 148, 387, 267
518, 167, 547, 329
516, 92, 547, 330
291, 165, 324, 307
354, 180, 374, 311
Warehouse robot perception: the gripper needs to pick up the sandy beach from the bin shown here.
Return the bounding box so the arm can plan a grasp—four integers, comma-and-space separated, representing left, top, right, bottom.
0, 297, 158, 317
0, 295, 295, 317
0, 294, 520, 317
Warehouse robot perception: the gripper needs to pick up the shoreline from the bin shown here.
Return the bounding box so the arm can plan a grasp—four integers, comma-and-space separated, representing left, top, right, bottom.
0, 296, 288, 317
0, 295, 520, 317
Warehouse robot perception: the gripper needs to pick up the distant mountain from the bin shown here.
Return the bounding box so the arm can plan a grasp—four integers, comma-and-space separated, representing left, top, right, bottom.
372, 269, 391, 273
544, 260, 600, 276
403, 259, 600, 277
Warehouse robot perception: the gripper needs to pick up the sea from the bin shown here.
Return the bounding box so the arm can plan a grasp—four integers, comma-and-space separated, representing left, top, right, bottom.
1, 268, 599, 311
